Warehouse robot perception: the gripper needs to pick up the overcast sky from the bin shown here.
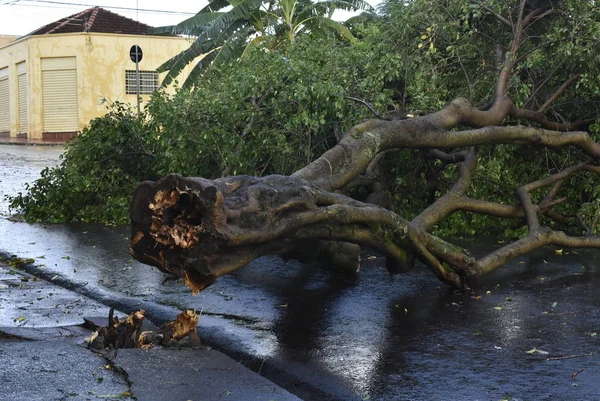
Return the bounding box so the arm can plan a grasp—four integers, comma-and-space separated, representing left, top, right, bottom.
0, 1, 208, 35
0, 0, 374, 36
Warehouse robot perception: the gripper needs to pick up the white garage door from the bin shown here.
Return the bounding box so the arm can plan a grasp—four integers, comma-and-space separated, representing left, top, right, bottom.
0, 67, 8, 133
42, 57, 78, 132
17, 62, 27, 134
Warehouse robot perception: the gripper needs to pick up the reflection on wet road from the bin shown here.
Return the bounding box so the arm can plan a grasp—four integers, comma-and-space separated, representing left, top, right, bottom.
1, 144, 599, 400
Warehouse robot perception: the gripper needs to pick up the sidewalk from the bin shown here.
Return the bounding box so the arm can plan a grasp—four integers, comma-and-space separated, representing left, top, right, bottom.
0, 263, 302, 401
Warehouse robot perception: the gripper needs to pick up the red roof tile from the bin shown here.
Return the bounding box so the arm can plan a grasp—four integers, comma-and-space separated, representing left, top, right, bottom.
29, 7, 154, 36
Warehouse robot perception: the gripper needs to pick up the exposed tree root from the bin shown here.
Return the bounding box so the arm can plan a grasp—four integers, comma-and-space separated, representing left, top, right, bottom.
87, 309, 201, 349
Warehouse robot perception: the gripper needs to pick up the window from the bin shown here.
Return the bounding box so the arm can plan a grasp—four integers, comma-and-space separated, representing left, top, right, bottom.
125, 70, 159, 95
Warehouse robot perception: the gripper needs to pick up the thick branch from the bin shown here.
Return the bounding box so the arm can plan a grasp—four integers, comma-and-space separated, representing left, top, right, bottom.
472, 162, 600, 275
338, 175, 376, 192
453, 194, 566, 221
425, 149, 469, 164
474, 228, 600, 276
413, 148, 476, 231
293, 98, 600, 192
509, 106, 594, 131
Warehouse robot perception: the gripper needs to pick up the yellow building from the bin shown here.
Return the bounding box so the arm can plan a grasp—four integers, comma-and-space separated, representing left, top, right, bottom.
0, 7, 192, 141
0, 36, 18, 47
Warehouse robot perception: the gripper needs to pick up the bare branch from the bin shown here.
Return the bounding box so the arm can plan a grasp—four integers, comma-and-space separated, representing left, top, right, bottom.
517, 186, 540, 230
521, 162, 600, 193
345, 97, 391, 121
366, 150, 390, 175
476, 1, 511, 27
538, 74, 580, 113
494, 0, 527, 97
574, 213, 592, 235
241, 97, 261, 137
540, 180, 564, 208
544, 210, 591, 235
433, 126, 600, 158
516, 0, 527, 30
510, 107, 594, 131
494, 2, 552, 101
333, 121, 342, 142
522, 6, 552, 28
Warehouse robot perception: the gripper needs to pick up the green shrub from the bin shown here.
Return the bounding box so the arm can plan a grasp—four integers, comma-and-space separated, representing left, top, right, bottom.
9, 102, 157, 224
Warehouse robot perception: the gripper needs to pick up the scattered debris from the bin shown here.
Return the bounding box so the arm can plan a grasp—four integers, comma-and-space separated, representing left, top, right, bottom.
572, 369, 584, 379
525, 348, 549, 355
546, 354, 589, 361
87, 308, 201, 350
0, 256, 36, 269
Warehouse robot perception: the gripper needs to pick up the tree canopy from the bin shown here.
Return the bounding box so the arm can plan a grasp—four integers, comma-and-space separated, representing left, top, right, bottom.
151, 0, 374, 86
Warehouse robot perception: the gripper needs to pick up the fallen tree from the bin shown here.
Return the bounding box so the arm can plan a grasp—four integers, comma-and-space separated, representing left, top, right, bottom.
130, 0, 600, 293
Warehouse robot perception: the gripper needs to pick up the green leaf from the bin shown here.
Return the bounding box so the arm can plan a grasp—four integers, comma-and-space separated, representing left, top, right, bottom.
150, 12, 223, 36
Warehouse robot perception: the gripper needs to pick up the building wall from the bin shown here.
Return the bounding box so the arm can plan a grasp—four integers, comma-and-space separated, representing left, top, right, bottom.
0, 32, 192, 140
0, 35, 18, 47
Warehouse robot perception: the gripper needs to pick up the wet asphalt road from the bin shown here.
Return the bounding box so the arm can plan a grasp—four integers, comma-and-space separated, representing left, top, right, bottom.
1, 144, 599, 401
0, 144, 63, 217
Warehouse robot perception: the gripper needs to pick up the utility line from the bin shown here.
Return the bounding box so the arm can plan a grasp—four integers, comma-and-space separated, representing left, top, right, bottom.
4, 0, 196, 15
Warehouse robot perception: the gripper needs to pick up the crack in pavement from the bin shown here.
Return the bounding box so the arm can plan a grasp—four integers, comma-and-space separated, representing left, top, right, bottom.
97, 349, 137, 400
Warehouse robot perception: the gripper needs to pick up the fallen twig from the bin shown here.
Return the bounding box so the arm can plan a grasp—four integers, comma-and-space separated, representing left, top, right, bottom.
546, 354, 589, 361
